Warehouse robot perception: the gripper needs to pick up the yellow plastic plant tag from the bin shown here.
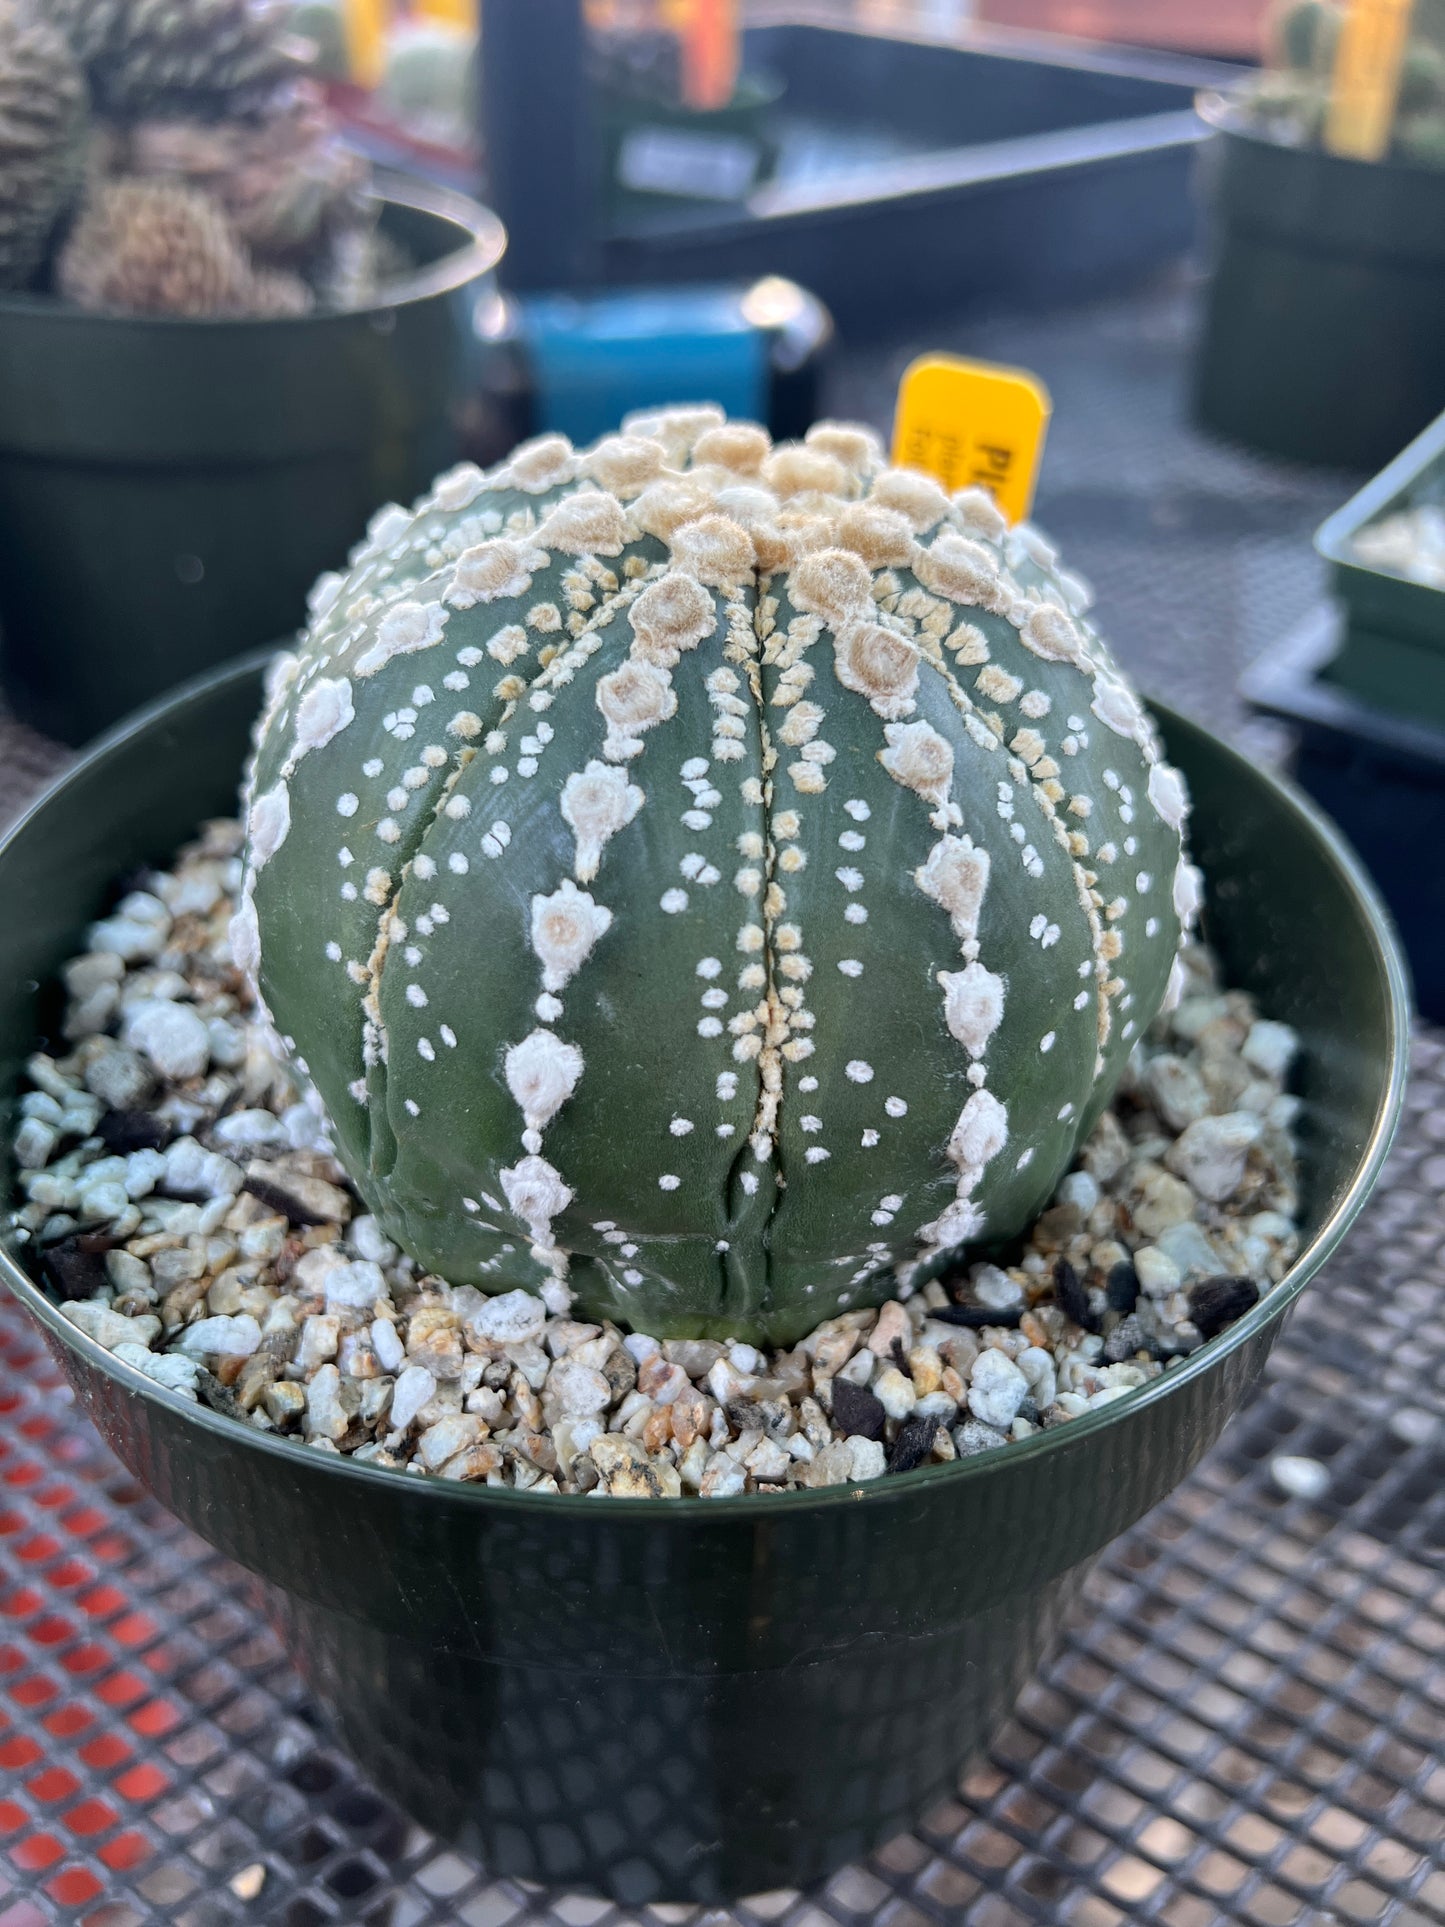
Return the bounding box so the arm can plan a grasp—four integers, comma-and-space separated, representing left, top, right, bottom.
412, 0, 476, 25
1325, 0, 1414, 162
343, 0, 389, 90
891, 354, 1052, 526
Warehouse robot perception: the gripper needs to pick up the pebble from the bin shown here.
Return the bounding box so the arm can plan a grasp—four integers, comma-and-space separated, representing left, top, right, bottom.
548, 1357, 612, 1417
5, 826, 1302, 1499
464, 1287, 547, 1346
1166, 1113, 1262, 1203
122, 1000, 211, 1081
176, 1314, 262, 1359
389, 1365, 436, 1433
1134, 1246, 1181, 1296
967, 1349, 1029, 1429
1269, 1454, 1331, 1502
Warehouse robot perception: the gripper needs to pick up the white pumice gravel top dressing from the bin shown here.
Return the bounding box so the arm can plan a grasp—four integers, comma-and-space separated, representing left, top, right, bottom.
1351, 503, 1445, 590
5, 820, 1302, 1498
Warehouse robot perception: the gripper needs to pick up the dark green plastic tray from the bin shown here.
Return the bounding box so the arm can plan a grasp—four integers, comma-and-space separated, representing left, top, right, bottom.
1316, 408, 1445, 716
0, 656, 1410, 1904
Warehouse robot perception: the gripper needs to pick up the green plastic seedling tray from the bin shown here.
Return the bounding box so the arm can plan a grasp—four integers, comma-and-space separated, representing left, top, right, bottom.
1316, 408, 1445, 716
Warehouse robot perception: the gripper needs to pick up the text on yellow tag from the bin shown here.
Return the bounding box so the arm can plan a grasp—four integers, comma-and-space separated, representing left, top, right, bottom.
891, 354, 1052, 526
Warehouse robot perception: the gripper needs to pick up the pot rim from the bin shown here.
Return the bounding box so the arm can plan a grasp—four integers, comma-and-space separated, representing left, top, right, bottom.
0, 171, 507, 328
0, 652, 1412, 1518
1196, 85, 1445, 180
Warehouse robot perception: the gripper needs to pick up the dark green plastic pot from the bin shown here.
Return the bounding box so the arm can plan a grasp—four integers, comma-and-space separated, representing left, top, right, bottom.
0, 176, 505, 748
1193, 93, 1445, 470
1315, 408, 1445, 720
0, 656, 1409, 1904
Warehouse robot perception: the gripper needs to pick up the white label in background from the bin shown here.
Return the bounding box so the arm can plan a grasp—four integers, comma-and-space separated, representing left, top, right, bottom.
617, 128, 761, 201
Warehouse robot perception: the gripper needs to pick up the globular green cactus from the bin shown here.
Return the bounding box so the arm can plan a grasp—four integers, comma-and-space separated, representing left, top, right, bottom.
237, 413, 1196, 1345
0, 3, 88, 291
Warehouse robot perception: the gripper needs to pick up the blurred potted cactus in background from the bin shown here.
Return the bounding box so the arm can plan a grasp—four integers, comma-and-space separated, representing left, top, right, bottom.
586, 0, 782, 218
1194, 0, 1445, 468
0, 0, 504, 744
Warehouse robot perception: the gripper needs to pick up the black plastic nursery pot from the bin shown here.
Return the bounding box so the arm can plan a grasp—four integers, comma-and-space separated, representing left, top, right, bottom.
1193, 95, 1445, 471
0, 657, 1409, 1904
1315, 408, 1445, 720
0, 175, 505, 748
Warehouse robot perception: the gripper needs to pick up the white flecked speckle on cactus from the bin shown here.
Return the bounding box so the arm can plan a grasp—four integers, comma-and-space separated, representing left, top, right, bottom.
237, 411, 1197, 1344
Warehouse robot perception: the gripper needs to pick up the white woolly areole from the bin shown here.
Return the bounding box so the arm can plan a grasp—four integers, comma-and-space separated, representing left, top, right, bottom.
292, 676, 354, 757
1091, 672, 1147, 743
835, 503, 917, 570
938, 962, 1006, 1058
248, 784, 291, 868
427, 463, 487, 513
496, 434, 577, 493
538, 489, 629, 557
308, 572, 344, 620
915, 531, 1008, 610
916, 835, 991, 943
1148, 761, 1189, 832
948, 1089, 1010, 1172
629, 571, 716, 666
1019, 604, 1085, 665
622, 402, 725, 465
879, 720, 954, 806
500, 1154, 573, 1244
597, 659, 678, 760
919, 1195, 986, 1250
789, 547, 875, 624
1173, 859, 1204, 928
355, 601, 449, 677
833, 621, 921, 720
530, 878, 614, 991
228, 889, 260, 978
868, 467, 951, 531
505, 1030, 585, 1132
670, 514, 755, 588
560, 761, 645, 881
693, 422, 771, 474
953, 487, 1009, 543
584, 435, 667, 495
445, 538, 548, 610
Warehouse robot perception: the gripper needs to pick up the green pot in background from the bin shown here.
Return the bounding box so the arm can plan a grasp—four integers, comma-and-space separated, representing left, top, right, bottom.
601, 73, 782, 223
1193, 93, 1445, 470
0, 175, 505, 748
0, 657, 1409, 1904
1315, 408, 1445, 721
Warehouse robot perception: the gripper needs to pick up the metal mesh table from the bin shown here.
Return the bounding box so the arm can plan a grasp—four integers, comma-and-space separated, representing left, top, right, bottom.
2, 271, 1442, 1927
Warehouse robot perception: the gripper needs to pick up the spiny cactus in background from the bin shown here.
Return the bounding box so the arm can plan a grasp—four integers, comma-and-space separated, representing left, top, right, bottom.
48, 0, 294, 114
238, 413, 1198, 1345
57, 176, 255, 315
0, 4, 88, 291
118, 89, 369, 264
